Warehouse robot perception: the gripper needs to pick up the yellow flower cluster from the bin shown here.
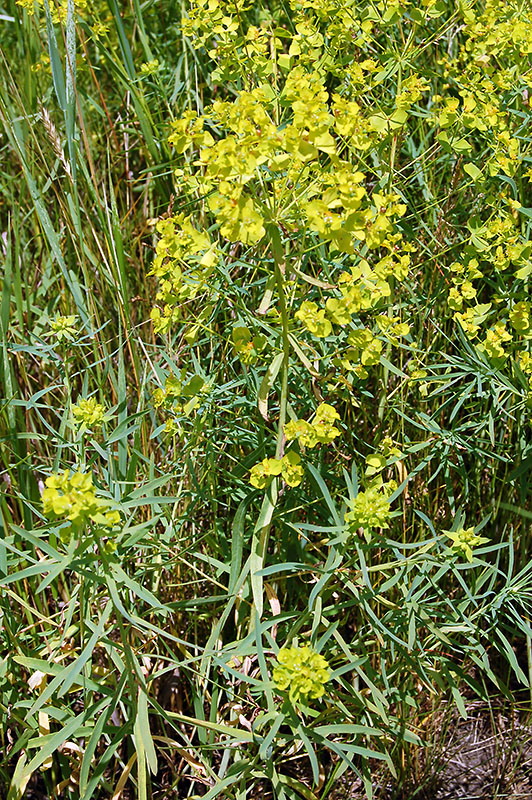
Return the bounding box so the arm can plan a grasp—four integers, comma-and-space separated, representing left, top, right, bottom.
295, 252, 412, 363
149, 214, 217, 334
167, 110, 214, 154
518, 353, 532, 402
337, 328, 382, 379
48, 315, 78, 342
180, 0, 243, 52
445, 526, 489, 563
42, 470, 119, 538
149, 0, 532, 566
447, 258, 482, 312
140, 59, 160, 76
152, 373, 208, 435
272, 645, 330, 704
454, 303, 492, 339
158, 75, 411, 257
478, 322, 512, 361
284, 403, 341, 448
344, 481, 396, 534
72, 397, 106, 430
509, 302, 531, 335
249, 452, 304, 489
295, 301, 332, 338
153, 375, 183, 410
16, 0, 88, 24
150, 2, 429, 342
232, 326, 266, 365
365, 437, 403, 476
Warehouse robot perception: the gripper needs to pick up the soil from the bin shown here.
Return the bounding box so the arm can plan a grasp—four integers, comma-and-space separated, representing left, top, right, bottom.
331, 701, 532, 800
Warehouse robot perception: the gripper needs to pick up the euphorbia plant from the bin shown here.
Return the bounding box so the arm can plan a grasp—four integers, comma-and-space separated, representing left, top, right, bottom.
144, 0, 532, 792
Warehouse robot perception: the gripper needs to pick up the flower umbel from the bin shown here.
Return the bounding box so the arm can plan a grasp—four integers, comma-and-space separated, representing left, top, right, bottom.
72, 397, 106, 430
284, 402, 341, 449
42, 470, 120, 539
47, 315, 79, 342
249, 457, 283, 489
312, 403, 341, 444
445, 526, 489, 562
295, 301, 332, 338
272, 645, 330, 704
344, 484, 394, 533
280, 451, 304, 487
249, 452, 304, 489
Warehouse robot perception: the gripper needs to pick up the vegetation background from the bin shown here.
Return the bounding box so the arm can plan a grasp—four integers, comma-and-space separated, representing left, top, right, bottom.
1, 0, 532, 798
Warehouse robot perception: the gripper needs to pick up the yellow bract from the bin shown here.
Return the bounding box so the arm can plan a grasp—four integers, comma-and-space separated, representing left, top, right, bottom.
48, 315, 79, 342
284, 403, 341, 448
272, 645, 330, 704
249, 452, 304, 489
446, 527, 489, 562
72, 397, 106, 429
42, 471, 119, 540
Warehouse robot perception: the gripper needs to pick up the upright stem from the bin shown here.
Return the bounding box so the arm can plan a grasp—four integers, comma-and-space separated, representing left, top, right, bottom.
388, 65, 402, 193
270, 226, 290, 458
249, 227, 291, 627
527, 626, 532, 707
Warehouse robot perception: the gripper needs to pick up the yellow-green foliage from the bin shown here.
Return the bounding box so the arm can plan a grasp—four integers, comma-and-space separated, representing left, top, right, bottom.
2, 0, 532, 797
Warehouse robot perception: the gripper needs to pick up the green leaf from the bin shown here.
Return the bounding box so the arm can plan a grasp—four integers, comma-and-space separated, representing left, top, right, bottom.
258, 352, 284, 421
229, 492, 257, 594
463, 162, 483, 182
42, 0, 66, 110
20, 698, 110, 783
250, 481, 278, 619
134, 688, 158, 775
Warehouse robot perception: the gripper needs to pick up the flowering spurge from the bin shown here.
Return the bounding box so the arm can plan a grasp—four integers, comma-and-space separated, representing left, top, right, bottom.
344, 481, 396, 535
272, 645, 330, 704
284, 403, 341, 449
161, 0, 532, 395
365, 437, 403, 476
72, 397, 107, 431
249, 452, 304, 489
509, 302, 531, 334
42, 470, 120, 541
16, 0, 88, 24
149, 214, 218, 335
232, 326, 267, 365
47, 315, 79, 342
295, 301, 332, 338
445, 526, 489, 563
478, 322, 512, 361
150, 65, 415, 340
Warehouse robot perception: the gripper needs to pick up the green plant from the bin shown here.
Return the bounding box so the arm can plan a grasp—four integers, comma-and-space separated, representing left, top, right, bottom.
1, 0, 532, 798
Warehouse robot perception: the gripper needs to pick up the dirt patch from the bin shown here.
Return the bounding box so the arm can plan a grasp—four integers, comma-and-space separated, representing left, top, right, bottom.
329, 701, 532, 800
430, 702, 532, 800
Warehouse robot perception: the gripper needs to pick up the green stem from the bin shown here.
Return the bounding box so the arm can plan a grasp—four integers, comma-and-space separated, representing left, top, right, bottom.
378, 275, 395, 422
99, 543, 139, 703
271, 234, 290, 459
527, 625, 532, 708
249, 227, 290, 627
388, 64, 402, 192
